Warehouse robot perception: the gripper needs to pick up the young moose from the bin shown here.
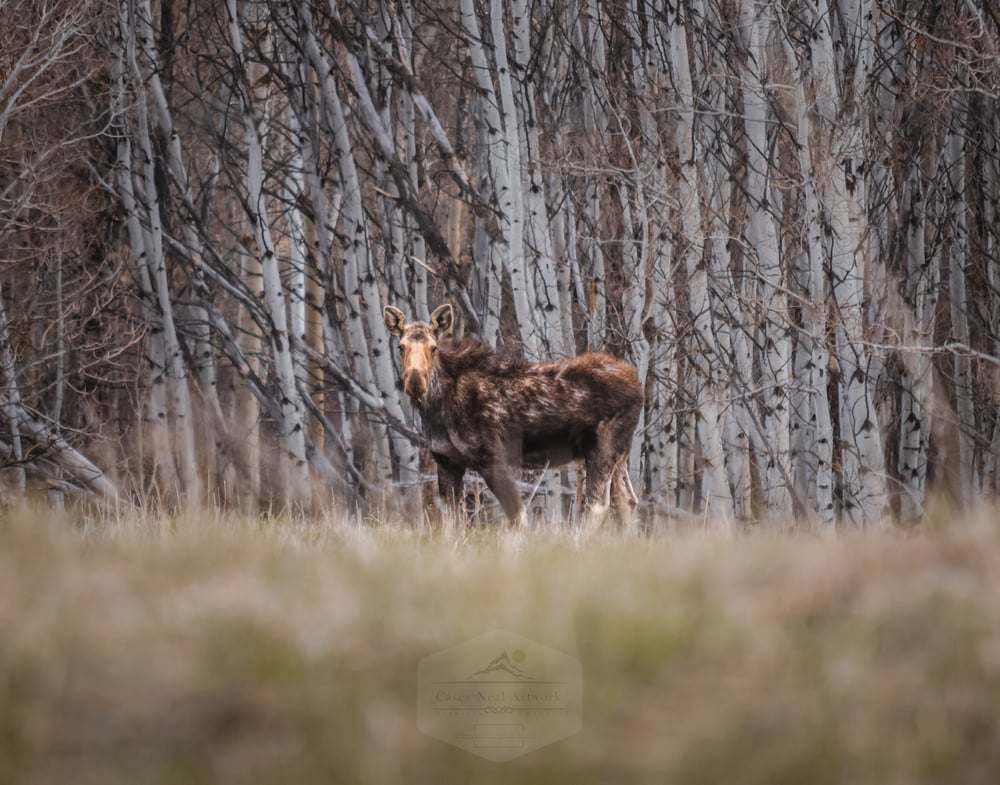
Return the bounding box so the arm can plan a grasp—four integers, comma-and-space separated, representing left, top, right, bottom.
384, 303, 643, 528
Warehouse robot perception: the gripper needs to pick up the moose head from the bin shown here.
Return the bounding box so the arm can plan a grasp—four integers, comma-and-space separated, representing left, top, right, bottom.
383, 303, 454, 406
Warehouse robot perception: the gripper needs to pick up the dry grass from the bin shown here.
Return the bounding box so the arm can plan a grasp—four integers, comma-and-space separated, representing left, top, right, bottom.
1, 505, 999, 784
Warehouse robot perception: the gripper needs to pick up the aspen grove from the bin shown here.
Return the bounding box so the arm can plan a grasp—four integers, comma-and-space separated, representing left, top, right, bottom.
2, 0, 1000, 525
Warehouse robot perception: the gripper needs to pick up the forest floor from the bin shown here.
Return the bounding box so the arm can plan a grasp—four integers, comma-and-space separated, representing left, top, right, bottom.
1, 504, 999, 785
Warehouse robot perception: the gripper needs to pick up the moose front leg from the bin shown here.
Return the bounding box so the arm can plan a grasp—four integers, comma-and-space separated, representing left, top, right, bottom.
433, 454, 465, 523
480, 462, 527, 528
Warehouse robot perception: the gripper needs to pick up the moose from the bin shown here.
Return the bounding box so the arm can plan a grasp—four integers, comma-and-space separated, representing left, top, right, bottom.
384, 303, 643, 528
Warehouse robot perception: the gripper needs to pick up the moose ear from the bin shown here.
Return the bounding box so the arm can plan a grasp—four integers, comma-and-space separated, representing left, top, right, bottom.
430, 304, 454, 338
383, 306, 407, 337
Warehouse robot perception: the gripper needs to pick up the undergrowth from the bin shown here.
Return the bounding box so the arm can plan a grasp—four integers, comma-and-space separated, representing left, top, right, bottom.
1, 505, 998, 785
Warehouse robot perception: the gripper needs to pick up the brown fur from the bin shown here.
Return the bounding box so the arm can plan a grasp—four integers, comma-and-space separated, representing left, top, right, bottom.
384, 304, 643, 528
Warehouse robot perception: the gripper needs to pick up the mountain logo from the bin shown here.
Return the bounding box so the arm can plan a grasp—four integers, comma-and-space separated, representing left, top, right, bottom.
418, 630, 583, 761
466, 650, 535, 680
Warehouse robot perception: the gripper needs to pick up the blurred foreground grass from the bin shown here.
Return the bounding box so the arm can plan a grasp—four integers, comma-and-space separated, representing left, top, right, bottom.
1, 507, 999, 785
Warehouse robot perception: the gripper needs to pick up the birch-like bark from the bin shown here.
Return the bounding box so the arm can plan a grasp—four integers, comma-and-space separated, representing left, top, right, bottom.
117, 0, 198, 506
135, 88, 201, 508
112, 19, 175, 500
135, 0, 224, 489
547, 165, 577, 355
702, 97, 751, 521
575, 0, 607, 351
234, 244, 262, 509
345, 23, 422, 495
396, 0, 428, 320
789, 0, 886, 525
0, 282, 25, 496
296, 6, 396, 489
487, 0, 539, 358
779, 25, 834, 526
985, 109, 1000, 496
226, 0, 311, 509
461, 0, 539, 356
669, 10, 733, 519
470, 93, 503, 346
510, 0, 562, 357
618, 182, 649, 483
646, 241, 679, 513
897, 161, 937, 522
1, 394, 121, 505
945, 94, 976, 507
740, 0, 792, 518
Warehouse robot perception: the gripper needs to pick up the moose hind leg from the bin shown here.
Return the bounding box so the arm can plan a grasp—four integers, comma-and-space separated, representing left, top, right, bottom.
583, 469, 613, 530
583, 450, 615, 530
610, 458, 638, 530
585, 415, 637, 530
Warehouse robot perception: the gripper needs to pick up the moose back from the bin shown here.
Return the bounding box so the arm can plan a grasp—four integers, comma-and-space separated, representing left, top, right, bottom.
384, 304, 643, 528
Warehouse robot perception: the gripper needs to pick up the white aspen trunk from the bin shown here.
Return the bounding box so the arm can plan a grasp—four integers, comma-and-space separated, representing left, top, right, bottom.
138, 91, 201, 509
130, 90, 196, 506
510, 0, 562, 514
584, 186, 607, 353
946, 95, 976, 507
0, 282, 25, 496
397, 0, 428, 320
642, 193, 679, 515
226, 0, 311, 510
622, 0, 660, 489
646, 326, 679, 513
625, 0, 677, 519
510, 0, 562, 358
898, 161, 937, 522
740, 0, 792, 519
298, 9, 394, 489
985, 111, 1000, 495
571, 0, 607, 351
299, 78, 357, 466
283, 76, 310, 399
135, 0, 224, 496
360, 237, 421, 496
470, 94, 502, 346
705, 144, 751, 521
829, 146, 887, 526
618, 183, 649, 484
669, 12, 733, 520
369, 5, 409, 319
285, 95, 327, 463
794, 0, 886, 525
292, 80, 340, 467
781, 27, 835, 525
5, 398, 121, 505
344, 21, 422, 498
113, 30, 176, 499
547, 163, 577, 354
114, 0, 192, 506
130, 93, 193, 505
285, 152, 309, 393
461, 0, 539, 356
235, 246, 262, 510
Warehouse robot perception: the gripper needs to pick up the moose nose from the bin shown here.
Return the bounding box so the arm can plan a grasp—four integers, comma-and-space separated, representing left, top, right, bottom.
403, 371, 426, 403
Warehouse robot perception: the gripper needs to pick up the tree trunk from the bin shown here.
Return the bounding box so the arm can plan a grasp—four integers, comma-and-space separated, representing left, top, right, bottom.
226, 0, 311, 510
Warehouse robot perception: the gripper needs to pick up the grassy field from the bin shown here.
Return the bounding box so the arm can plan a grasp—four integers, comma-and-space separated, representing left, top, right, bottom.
1, 506, 999, 785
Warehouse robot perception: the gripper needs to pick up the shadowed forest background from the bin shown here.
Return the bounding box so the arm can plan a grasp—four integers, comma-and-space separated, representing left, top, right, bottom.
3, 0, 1000, 526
